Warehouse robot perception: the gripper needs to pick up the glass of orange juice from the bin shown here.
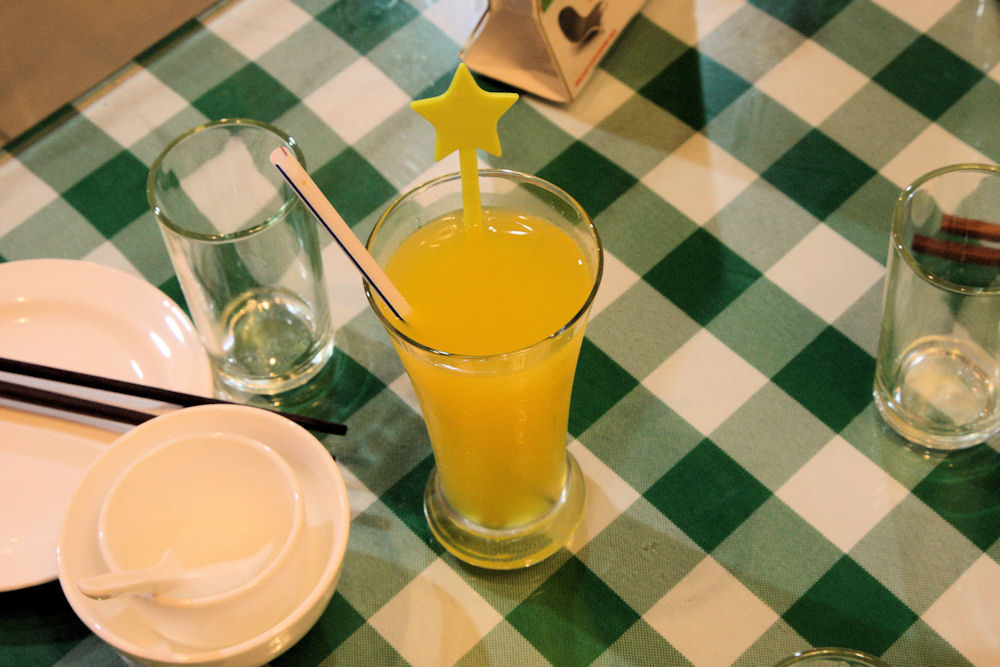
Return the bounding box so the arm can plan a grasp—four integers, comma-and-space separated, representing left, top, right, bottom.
365, 169, 602, 569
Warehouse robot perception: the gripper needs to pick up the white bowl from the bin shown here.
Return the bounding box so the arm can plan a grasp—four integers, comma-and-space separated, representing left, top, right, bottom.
58, 405, 350, 667
96, 432, 305, 648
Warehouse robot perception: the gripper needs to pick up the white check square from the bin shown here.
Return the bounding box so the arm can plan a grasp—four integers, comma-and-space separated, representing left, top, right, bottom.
923, 554, 1000, 667
645, 0, 744, 47
765, 224, 884, 324
207, 0, 312, 60
755, 40, 868, 127
0, 160, 59, 235
369, 559, 503, 667
880, 124, 992, 190
869, 0, 961, 32
80, 68, 190, 149
776, 437, 909, 552
644, 556, 779, 667
305, 59, 410, 145
642, 134, 758, 225
643, 329, 769, 435
566, 440, 640, 553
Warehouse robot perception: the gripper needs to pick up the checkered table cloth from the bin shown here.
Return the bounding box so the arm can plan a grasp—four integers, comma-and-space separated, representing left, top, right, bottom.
2, 0, 1000, 665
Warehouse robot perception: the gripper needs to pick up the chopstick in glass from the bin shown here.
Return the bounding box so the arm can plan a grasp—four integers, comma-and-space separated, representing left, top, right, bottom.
0, 357, 347, 436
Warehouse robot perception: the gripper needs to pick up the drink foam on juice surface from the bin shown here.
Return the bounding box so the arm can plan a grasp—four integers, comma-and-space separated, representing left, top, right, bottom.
382, 208, 594, 528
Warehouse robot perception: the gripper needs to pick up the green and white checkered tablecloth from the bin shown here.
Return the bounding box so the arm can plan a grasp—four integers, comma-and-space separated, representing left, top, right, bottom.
3, 0, 1000, 665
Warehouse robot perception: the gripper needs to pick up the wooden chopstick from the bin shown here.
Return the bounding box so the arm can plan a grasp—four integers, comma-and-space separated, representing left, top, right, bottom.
940, 213, 1000, 242
0, 357, 347, 436
911, 234, 1000, 266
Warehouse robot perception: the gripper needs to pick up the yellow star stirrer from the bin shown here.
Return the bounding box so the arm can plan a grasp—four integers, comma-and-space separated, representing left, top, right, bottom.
410, 64, 518, 229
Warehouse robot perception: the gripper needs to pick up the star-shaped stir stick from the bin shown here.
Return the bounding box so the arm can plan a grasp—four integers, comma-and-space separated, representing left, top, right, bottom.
410, 64, 518, 228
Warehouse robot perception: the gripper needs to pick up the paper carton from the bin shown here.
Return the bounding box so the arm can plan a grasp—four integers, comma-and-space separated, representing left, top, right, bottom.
463, 0, 646, 103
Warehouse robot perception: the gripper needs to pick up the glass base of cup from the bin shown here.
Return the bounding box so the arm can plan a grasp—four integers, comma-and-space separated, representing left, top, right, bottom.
874, 335, 1000, 452
873, 386, 997, 453
214, 335, 334, 396
423, 452, 585, 570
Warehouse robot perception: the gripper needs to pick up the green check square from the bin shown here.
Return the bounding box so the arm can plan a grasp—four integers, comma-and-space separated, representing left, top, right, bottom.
0, 199, 104, 262
461, 622, 550, 666
311, 148, 398, 226
711, 384, 834, 490
272, 593, 365, 665
594, 620, 693, 667
507, 556, 639, 667
824, 173, 897, 264
379, 455, 440, 553
706, 87, 811, 173
851, 496, 982, 613
600, 15, 686, 91
644, 439, 772, 553
257, 21, 358, 99
579, 385, 703, 492
911, 447, 1000, 552
486, 103, 575, 177
156, 274, 188, 315
536, 142, 638, 218
336, 498, 437, 619
368, 17, 461, 97
336, 387, 429, 498
594, 184, 698, 277
570, 338, 640, 437
577, 498, 704, 613
62, 151, 150, 237
643, 228, 762, 326
749, 0, 852, 37
772, 326, 875, 433
714, 497, 842, 613
139, 29, 249, 102
782, 556, 918, 655
324, 348, 389, 422
12, 117, 124, 191
698, 4, 803, 82
193, 63, 301, 124
813, 0, 916, 77
762, 130, 877, 221
708, 277, 826, 377
819, 82, 928, 173
639, 49, 751, 130
931, 0, 1000, 72
939, 77, 1000, 165
873, 35, 984, 121
328, 624, 409, 667
315, 0, 418, 54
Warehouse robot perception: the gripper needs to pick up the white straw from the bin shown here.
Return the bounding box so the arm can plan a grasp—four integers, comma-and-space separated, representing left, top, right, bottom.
270, 146, 411, 321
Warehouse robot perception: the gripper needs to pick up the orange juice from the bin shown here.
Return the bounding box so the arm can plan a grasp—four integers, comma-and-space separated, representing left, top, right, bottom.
382, 208, 594, 528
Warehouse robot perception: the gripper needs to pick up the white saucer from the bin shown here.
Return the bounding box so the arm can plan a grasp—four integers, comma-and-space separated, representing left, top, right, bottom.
57, 404, 350, 667
0, 259, 213, 591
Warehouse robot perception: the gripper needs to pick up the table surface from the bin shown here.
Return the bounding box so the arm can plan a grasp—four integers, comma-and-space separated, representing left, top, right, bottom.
2, 0, 1000, 665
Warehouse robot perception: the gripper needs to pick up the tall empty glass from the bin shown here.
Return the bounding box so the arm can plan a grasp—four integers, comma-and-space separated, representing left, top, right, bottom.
148, 119, 333, 396
365, 170, 602, 569
874, 163, 1000, 451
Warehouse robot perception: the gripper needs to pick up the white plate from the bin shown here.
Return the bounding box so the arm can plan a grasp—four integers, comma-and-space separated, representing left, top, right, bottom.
0, 259, 213, 591
57, 405, 350, 667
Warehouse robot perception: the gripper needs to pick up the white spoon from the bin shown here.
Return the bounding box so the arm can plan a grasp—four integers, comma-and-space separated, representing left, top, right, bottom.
77, 542, 274, 600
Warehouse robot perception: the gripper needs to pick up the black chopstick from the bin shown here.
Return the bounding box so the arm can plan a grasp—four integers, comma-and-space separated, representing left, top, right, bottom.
0, 379, 156, 427
0, 357, 347, 436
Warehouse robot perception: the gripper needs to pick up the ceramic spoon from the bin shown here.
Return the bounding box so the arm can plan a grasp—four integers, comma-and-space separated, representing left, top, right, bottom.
77, 542, 274, 600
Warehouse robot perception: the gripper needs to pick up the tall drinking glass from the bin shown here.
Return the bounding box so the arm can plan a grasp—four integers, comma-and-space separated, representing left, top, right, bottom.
874, 163, 1000, 451
148, 119, 333, 396
365, 170, 602, 569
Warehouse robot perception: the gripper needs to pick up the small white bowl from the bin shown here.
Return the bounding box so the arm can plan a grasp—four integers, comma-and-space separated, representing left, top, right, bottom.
96, 431, 305, 648
58, 404, 351, 666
